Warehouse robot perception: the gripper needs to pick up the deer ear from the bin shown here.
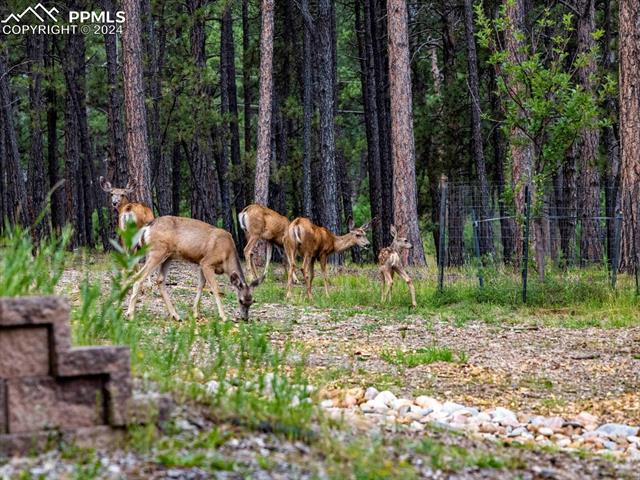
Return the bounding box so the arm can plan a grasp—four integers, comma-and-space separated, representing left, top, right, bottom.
390, 225, 397, 238
230, 272, 245, 289
347, 216, 354, 231
99, 176, 112, 192
249, 275, 264, 289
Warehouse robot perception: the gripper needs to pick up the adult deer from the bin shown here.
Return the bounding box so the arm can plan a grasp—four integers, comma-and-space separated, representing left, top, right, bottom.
378, 225, 417, 307
99, 176, 154, 231
126, 216, 261, 321
284, 216, 376, 299
238, 204, 298, 282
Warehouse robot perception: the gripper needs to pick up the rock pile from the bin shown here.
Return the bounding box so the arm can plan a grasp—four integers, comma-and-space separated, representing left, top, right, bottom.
320, 387, 640, 460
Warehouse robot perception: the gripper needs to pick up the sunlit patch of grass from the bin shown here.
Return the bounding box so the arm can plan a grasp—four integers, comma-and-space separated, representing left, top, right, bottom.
381, 345, 464, 367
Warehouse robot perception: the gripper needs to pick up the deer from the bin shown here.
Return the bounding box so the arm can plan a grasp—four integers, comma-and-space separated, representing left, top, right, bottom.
126, 216, 262, 321
238, 204, 298, 282
284, 216, 376, 299
378, 225, 417, 308
99, 176, 154, 232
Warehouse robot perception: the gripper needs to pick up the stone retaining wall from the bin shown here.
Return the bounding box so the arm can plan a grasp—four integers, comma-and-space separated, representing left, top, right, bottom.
0, 297, 131, 455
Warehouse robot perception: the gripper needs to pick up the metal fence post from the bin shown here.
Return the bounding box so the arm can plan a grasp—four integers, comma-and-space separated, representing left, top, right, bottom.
521, 185, 531, 303
438, 175, 448, 293
471, 208, 484, 288
611, 210, 622, 289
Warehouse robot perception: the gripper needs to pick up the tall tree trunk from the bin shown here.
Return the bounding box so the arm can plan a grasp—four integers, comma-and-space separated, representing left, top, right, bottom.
222, 5, 244, 244
463, 0, 493, 256
387, 0, 426, 265
618, 0, 640, 272
102, 0, 128, 188
301, 0, 314, 219
0, 49, 28, 227
219, 11, 234, 237
317, 0, 340, 233
26, 34, 49, 239
356, 0, 384, 254
503, 0, 534, 267
186, 0, 220, 224
254, 0, 275, 205
122, 0, 153, 206
172, 142, 182, 216
602, 0, 621, 264
575, 0, 603, 264
45, 37, 64, 233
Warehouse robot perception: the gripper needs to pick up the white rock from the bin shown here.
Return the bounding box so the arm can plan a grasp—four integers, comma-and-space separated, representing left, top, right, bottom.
415, 396, 442, 410
362, 387, 378, 401
360, 399, 389, 414
205, 380, 220, 395
596, 424, 639, 438
391, 398, 414, 411
538, 427, 554, 436
410, 421, 425, 432
320, 399, 334, 409
441, 401, 467, 415
375, 390, 397, 407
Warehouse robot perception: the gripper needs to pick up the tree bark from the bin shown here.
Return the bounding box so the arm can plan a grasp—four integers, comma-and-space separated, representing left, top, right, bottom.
45, 36, 64, 234
254, 0, 275, 205
619, 0, 640, 272
301, 0, 314, 219
575, 0, 603, 265
317, 0, 340, 233
463, 0, 493, 256
387, 0, 426, 264
26, 34, 49, 239
122, 0, 153, 206
0, 49, 28, 227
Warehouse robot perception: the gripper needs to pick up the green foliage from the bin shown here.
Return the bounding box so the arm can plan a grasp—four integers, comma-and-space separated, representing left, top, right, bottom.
475, 3, 605, 201
381, 346, 462, 367
0, 223, 72, 297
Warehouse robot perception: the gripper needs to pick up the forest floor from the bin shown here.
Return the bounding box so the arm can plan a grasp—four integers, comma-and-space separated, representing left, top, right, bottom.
3, 255, 640, 479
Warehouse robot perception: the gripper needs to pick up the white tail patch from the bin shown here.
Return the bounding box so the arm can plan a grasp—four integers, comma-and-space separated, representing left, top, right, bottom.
132, 225, 150, 249
238, 211, 248, 231
293, 225, 302, 244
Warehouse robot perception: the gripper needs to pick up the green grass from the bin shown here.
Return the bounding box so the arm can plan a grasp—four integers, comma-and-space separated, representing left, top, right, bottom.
381, 345, 462, 367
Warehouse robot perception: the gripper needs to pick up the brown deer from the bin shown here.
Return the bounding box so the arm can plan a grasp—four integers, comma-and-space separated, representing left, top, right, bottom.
284, 216, 376, 299
126, 216, 261, 321
378, 225, 417, 307
99, 176, 154, 231
238, 204, 298, 282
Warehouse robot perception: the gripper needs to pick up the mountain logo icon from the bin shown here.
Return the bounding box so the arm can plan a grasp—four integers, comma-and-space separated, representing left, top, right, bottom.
1, 3, 59, 23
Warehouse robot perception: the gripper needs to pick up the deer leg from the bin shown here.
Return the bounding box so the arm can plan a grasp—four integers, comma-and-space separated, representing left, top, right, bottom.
157, 260, 180, 321
243, 236, 259, 281
192, 269, 206, 318
304, 257, 316, 300
264, 242, 273, 278
396, 267, 417, 308
320, 255, 330, 296
284, 249, 299, 284
285, 240, 297, 298
126, 251, 166, 319
383, 270, 393, 302
201, 265, 227, 321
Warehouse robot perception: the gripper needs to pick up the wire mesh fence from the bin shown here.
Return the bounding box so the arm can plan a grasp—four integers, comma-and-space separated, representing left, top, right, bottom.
436, 179, 635, 301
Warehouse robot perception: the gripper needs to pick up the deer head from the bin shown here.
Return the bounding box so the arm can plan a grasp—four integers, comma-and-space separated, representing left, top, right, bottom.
390, 225, 412, 251
230, 272, 263, 320
346, 216, 378, 250
99, 176, 134, 210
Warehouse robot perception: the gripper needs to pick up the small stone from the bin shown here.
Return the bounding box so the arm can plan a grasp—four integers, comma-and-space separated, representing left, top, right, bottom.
410, 421, 425, 432
343, 394, 358, 408
364, 387, 379, 401
596, 424, 639, 438
627, 436, 640, 444
205, 380, 220, 395
360, 399, 389, 414
320, 399, 334, 409
415, 396, 442, 410
508, 427, 528, 438
603, 440, 618, 450
375, 390, 397, 407
539, 427, 554, 436
479, 422, 499, 434
391, 398, 414, 411
556, 438, 571, 448
572, 411, 599, 427
491, 407, 518, 426
441, 401, 467, 415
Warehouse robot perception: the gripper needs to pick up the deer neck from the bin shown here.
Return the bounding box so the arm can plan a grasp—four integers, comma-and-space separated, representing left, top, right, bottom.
333, 234, 356, 254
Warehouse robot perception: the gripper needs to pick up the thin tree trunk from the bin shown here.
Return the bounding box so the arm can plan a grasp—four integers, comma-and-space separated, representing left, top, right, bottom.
26, 34, 49, 239
301, 0, 314, 219
45, 37, 64, 233
463, 0, 493, 256
575, 0, 603, 264
619, 0, 640, 272
122, 0, 153, 206
387, 0, 426, 265
254, 0, 275, 205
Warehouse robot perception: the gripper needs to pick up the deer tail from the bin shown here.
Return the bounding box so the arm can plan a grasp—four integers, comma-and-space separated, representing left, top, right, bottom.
238, 211, 248, 231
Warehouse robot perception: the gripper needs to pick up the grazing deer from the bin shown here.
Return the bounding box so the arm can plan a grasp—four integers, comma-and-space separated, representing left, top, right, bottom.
284, 216, 376, 299
99, 176, 154, 231
238, 204, 298, 282
126, 216, 261, 321
378, 225, 417, 307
